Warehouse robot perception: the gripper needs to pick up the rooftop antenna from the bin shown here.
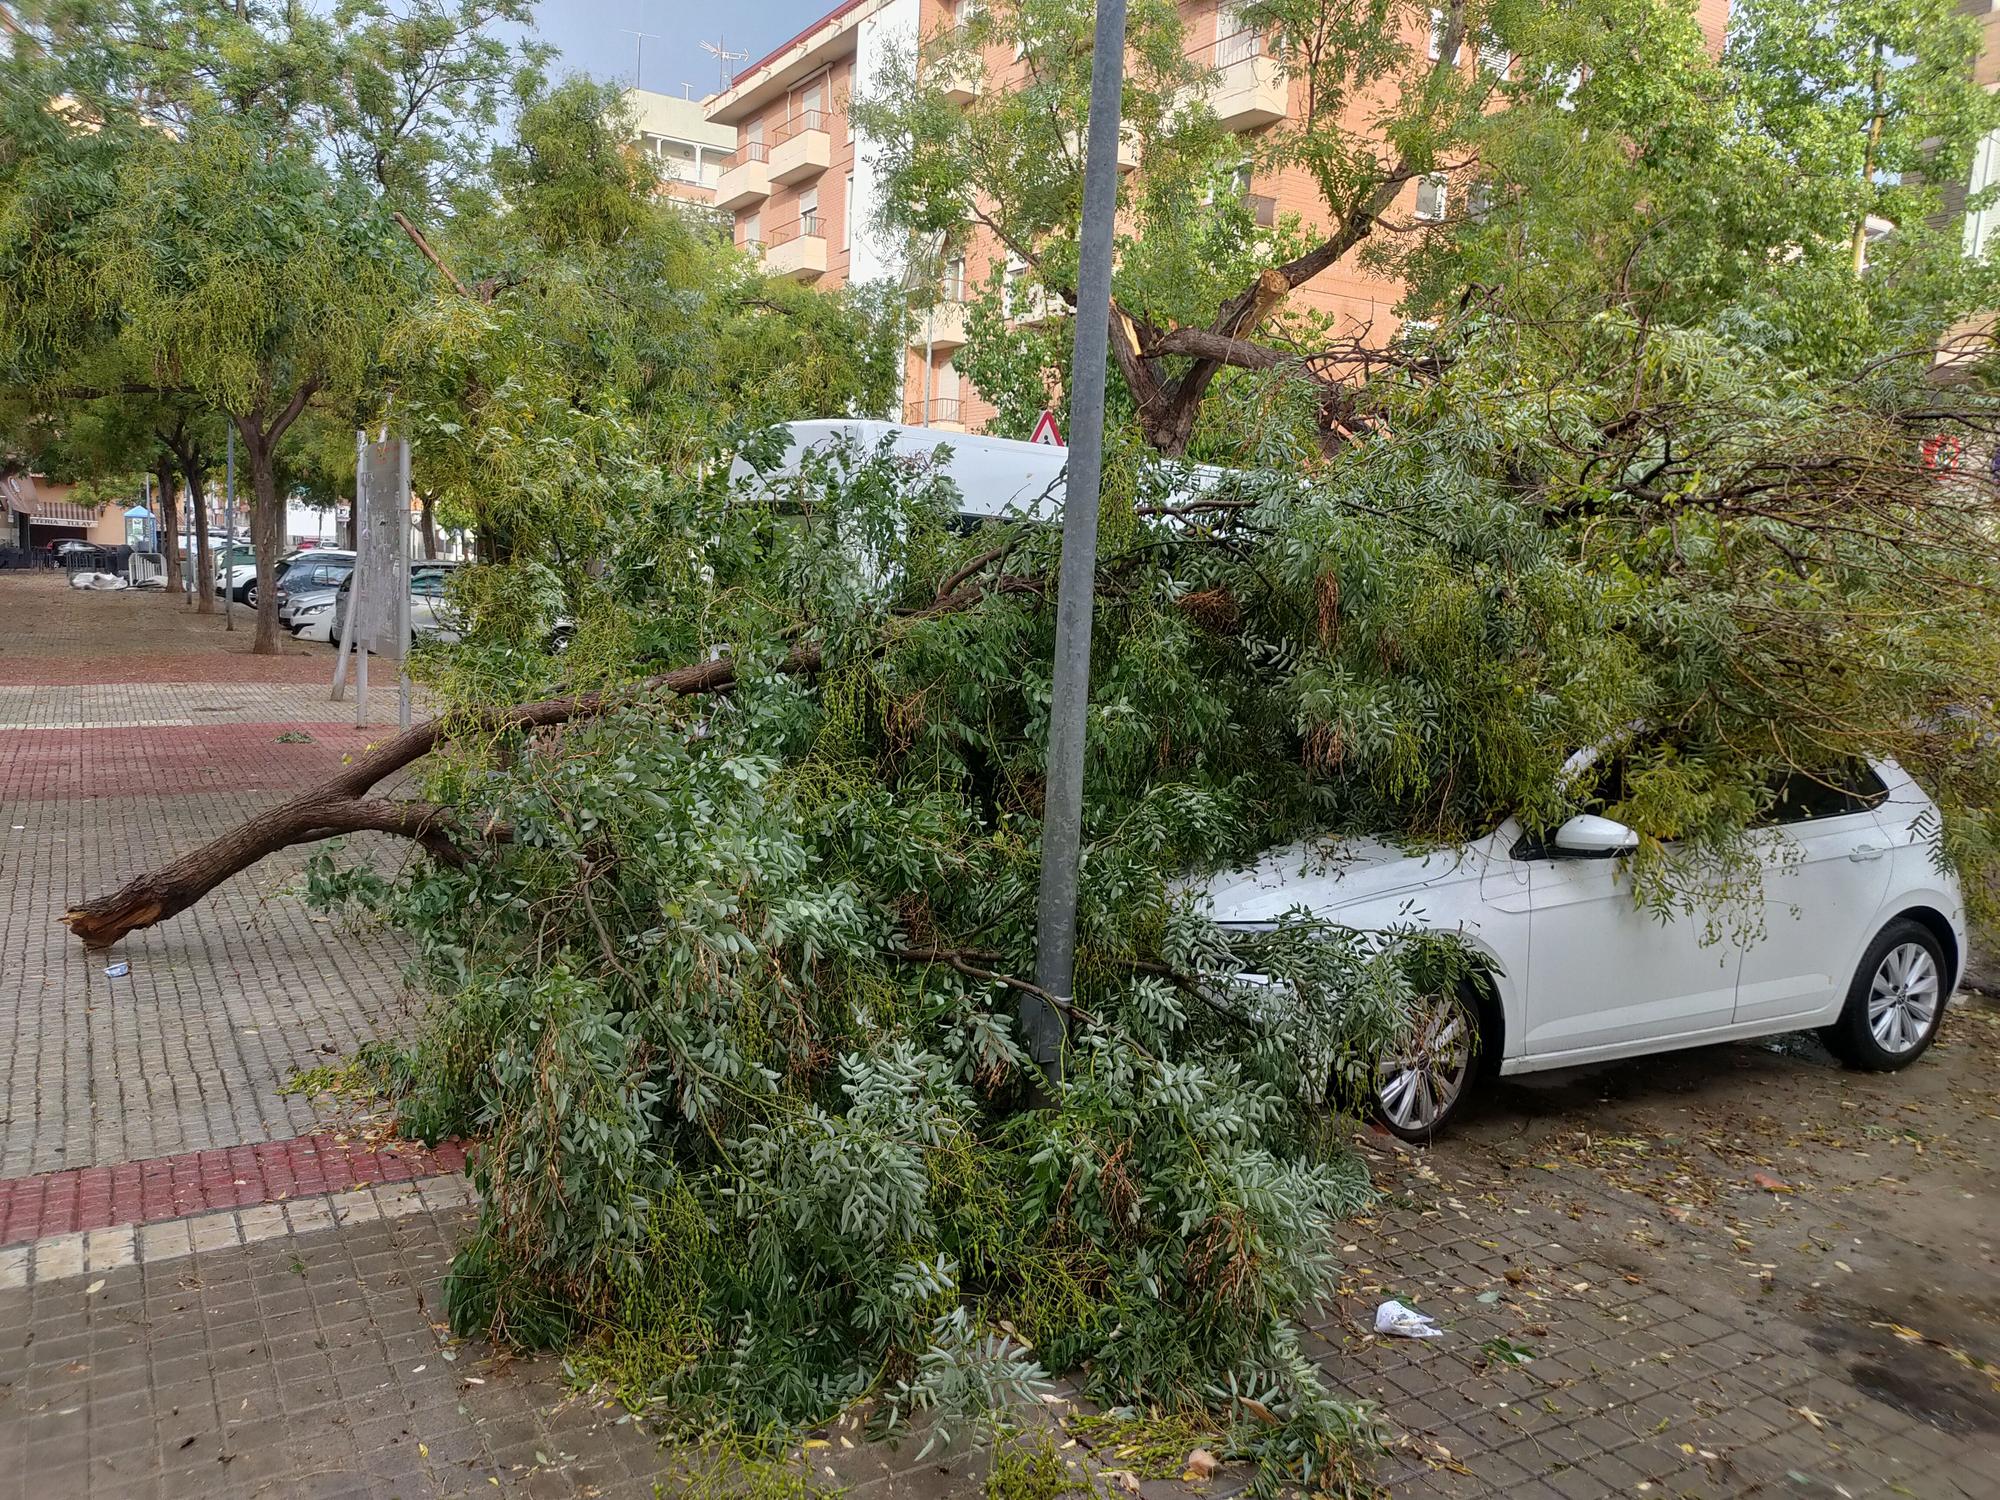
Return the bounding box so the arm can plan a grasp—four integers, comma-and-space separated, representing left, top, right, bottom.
700, 36, 748, 90
617, 28, 662, 89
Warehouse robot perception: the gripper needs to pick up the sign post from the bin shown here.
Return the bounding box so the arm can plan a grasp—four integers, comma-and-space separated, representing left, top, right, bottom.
1028, 0, 1127, 1087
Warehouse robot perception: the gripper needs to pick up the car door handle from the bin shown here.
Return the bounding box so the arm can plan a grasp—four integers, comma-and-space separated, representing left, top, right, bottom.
1848, 844, 1886, 862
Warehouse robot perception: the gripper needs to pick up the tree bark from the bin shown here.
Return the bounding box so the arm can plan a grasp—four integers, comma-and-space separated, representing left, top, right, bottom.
233, 385, 316, 653
60, 559, 1043, 949
418, 490, 439, 559
187, 461, 214, 613
153, 459, 181, 603
239, 421, 284, 653
62, 647, 818, 948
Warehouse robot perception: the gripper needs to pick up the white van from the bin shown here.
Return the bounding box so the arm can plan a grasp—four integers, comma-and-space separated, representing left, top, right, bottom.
730, 420, 1229, 522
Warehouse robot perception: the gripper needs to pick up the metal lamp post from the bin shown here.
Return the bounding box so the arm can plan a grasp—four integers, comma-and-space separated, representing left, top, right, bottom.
1027, 0, 1129, 1086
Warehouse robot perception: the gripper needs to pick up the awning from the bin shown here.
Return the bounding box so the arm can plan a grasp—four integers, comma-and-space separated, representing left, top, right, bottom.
2, 474, 102, 526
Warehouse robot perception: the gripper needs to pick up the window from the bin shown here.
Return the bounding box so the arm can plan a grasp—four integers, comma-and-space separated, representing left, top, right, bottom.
1426, 9, 1460, 64
1756, 764, 1889, 826
801, 80, 823, 117
1415, 174, 1448, 221
1228, 160, 1254, 198
1003, 254, 1035, 318
1218, 4, 1261, 67
744, 118, 763, 148
1467, 181, 1495, 222
797, 187, 819, 236
1965, 127, 2000, 261
742, 210, 761, 247
1478, 37, 1510, 76
843, 173, 854, 249
943, 254, 966, 301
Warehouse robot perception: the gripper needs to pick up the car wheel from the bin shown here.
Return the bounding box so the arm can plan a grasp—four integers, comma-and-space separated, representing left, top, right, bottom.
243, 583, 258, 608
1372, 982, 1482, 1144
1822, 918, 1949, 1071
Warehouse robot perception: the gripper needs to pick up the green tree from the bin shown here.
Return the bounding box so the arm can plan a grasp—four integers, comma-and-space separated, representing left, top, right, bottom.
0, 0, 535, 649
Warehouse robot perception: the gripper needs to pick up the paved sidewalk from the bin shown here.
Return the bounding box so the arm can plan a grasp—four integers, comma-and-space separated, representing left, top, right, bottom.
4, 575, 1998, 1499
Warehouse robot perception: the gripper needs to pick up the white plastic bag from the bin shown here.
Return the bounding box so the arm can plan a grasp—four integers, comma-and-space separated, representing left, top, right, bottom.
1374, 1299, 1444, 1338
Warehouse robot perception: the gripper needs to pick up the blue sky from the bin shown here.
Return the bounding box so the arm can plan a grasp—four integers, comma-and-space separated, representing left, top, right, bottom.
531, 0, 828, 102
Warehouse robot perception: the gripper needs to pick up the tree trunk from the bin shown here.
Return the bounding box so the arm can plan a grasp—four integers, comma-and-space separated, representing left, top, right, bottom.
60, 564, 1031, 948
237, 419, 284, 654
62, 649, 803, 948
345, 495, 358, 549
1851, 43, 1885, 278
418, 490, 439, 559
154, 460, 181, 603
186, 461, 215, 613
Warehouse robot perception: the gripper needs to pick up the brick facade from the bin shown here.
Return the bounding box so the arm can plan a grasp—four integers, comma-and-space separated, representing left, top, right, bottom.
708, 0, 1733, 439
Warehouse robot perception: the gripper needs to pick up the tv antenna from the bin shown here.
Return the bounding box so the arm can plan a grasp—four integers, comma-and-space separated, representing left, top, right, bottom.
700, 36, 748, 89
617, 28, 662, 88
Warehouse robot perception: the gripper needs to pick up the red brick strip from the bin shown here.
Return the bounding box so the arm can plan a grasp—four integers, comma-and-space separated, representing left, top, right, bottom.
0, 1135, 468, 1246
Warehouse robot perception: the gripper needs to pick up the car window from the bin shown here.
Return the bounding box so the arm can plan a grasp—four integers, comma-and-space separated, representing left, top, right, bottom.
411, 570, 448, 597
1756, 762, 1886, 826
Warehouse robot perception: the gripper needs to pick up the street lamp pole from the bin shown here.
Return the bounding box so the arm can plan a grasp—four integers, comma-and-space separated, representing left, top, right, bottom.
1028, 0, 1129, 1086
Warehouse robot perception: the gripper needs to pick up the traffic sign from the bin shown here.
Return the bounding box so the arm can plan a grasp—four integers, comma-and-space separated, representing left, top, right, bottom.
1030, 409, 1064, 446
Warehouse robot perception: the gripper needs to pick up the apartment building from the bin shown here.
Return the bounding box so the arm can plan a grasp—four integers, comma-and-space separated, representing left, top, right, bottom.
706, 0, 1731, 436
624, 87, 739, 208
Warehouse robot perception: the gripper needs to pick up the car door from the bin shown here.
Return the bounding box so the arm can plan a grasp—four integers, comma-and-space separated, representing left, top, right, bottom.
1521, 837, 1740, 1057
1732, 763, 1894, 1028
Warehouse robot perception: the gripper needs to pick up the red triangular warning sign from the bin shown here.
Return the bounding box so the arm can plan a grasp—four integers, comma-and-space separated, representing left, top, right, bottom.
1029, 410, 1064, 446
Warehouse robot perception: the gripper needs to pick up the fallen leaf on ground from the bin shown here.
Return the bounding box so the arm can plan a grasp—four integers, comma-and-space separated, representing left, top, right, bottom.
1181, 1448, 1219, 1481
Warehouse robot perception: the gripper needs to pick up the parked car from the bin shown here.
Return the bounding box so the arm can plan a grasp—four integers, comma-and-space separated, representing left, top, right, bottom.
328, 561, 466, 647
275, 551, 355, 626
286, 586, 342, 643
212, 545, 257, 603
1198, 755, 1966, 1142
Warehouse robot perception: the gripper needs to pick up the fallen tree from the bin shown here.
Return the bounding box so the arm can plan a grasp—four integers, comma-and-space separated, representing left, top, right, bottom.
62, 318, 2000, 1485
61, 652, 804, 948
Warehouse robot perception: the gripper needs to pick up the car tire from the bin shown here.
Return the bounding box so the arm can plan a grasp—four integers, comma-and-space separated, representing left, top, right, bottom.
243, 583, 258, 608
1372, 980, 1484, 1144
1822, 918, 1950, 1072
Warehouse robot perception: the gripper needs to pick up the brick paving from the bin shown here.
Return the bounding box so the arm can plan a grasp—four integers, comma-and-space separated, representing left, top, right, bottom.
4, 572, 2000, 1499
0, 1138, 468, 1247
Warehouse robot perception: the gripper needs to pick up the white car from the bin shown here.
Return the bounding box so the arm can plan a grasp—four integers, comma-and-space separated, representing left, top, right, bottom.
286, 587, 341, 643
1199, 757, 1965, 1141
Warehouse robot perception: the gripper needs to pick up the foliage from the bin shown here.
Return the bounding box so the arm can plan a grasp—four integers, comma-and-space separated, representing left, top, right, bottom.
310, 240, 2000, 1478
861, 0, 2000, 455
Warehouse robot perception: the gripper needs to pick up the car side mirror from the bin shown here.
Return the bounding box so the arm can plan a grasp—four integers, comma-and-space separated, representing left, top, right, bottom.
1552, 813, 1640, 857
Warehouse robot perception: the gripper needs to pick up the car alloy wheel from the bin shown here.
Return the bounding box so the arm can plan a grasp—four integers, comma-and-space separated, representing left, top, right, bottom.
1374, 989, 1473, 1138
1867, 941, 1940, 1055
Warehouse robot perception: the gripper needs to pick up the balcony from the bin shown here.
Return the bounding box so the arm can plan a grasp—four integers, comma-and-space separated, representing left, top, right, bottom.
764, 215, 828, 281
905, 397, 966, 432
1008, 283, 1066, 328
929, 52, 982, 105
1244, 191, 1276, 228
1205, 33, 1288, 132
715, 143, 771, 211
769, 111, 833, 185
910, 299, 970, 350
1062, 124, 1139, 173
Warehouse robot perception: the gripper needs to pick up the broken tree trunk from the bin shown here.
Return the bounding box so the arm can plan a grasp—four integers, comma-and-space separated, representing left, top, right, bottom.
63, 648, 819, 949
63, 559, 1046, 950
